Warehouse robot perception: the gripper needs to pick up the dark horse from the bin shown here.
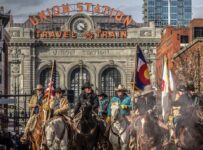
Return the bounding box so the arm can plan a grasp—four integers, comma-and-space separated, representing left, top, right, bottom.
177, 106, 203, 150
71, 102, 100, 150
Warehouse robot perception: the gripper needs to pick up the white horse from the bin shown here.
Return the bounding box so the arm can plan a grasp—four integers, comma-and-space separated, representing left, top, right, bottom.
44, 117, 69, 150
109, 101, 131, 150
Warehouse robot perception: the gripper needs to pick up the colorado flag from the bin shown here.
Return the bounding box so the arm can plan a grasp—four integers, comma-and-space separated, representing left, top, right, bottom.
134, 46, 150, 90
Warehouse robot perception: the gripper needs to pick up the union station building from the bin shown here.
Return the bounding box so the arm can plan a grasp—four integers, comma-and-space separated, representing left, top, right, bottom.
6, 3, 161, 101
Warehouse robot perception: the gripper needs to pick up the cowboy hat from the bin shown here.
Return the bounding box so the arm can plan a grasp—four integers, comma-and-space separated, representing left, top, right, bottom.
134, 91, 141, 97
97, 90, 108, 98
82, 82, 93, 90
54, 87, 65, 93
35, 84, 44, 90
115, 84, 127, 92
141, 85, 154, 96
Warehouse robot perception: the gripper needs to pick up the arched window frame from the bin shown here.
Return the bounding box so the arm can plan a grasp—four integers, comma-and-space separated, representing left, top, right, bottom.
40, 68, 60, 88
70, 67, 90, 99
101, 68, 121, 98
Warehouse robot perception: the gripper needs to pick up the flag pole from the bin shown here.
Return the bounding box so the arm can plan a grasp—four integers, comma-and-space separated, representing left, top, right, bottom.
46, 60, 55, 121
48, 60, 55, 102
133, 45, 139, 150
132, 45, 138, 111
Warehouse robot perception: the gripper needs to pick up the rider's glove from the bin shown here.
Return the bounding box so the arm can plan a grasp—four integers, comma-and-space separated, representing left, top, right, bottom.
106, 116, 111, 124
121, 105, 128, 109
54, 110, 61, 115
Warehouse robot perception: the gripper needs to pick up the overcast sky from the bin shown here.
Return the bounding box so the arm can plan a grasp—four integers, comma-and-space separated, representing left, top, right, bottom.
0, 0, 202, 23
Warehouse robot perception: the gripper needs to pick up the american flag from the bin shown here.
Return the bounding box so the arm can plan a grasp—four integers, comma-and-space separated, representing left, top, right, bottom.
44, 80, 55, 100
44, 60, 56, 100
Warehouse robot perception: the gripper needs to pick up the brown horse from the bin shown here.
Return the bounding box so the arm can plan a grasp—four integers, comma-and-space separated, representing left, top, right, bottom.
28, 106, 45, 150
133, 111, 169, 150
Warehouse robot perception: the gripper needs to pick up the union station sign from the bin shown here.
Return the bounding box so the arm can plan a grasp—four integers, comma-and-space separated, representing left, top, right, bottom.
31, 2, 131, 40
30, 2, 133, 27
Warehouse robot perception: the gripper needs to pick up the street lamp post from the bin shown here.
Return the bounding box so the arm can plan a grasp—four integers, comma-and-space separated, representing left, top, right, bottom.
12, 48, 20, 133
79, 60, 83, 94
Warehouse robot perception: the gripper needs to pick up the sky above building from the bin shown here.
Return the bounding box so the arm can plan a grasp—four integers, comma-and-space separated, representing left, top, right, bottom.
0, 0, 202, 23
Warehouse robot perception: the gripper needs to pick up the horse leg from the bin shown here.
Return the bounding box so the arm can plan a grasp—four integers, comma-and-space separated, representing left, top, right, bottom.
32, 142, 36, 150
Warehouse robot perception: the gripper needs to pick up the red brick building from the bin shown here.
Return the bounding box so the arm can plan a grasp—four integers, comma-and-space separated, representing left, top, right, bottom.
156, 26, 189, 88
173, 39, 203, 93
156, 19, 203, 89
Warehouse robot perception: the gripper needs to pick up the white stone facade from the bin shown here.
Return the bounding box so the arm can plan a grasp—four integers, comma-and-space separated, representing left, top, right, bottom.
6, 14, 161, 97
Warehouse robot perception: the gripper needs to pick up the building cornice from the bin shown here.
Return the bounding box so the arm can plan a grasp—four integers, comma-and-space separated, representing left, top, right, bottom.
8, 38, 160, 47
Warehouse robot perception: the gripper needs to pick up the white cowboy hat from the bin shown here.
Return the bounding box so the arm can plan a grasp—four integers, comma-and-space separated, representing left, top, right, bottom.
134, 91, 141, 97
141, 85, 154, 96
115, 84, 127, 92
34, 84, 44, 90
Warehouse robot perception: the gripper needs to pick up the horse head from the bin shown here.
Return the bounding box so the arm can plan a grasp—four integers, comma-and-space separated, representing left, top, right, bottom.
136, 110, 163, 149
111, 101, 120, 122
45, 118, 68, 149
45, 121, 55, 148
80, 101, 92, 120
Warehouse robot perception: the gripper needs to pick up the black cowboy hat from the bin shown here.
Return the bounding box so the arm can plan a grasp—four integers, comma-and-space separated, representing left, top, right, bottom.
54, 87, 65, 94
97, 91, 108, 98
82, 82, 93, 90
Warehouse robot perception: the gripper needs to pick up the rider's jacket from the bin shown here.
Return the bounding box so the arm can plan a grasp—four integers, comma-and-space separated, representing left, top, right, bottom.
136, 94, 156, 115
50, 97, 69, 115
172, 92, 193, 116
29, 94, 44, 116
98, 97, 109, 116
74, 91, 99, 115
107, 94, 132, 117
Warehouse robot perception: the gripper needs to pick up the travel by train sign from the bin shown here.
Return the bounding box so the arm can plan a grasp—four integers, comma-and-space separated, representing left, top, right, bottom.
35, 30, 127, 40
29, 2, 133, 27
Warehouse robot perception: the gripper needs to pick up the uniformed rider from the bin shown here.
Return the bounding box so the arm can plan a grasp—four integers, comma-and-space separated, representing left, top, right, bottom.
106, 84, 132, 123
50, 88, 69, 116
20, 84, 44, 143
74, 82, 99, 116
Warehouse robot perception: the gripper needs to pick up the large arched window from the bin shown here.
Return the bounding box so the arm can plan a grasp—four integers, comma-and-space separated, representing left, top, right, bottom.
70, 67, 90, 99
40, 68, 60, 88
101, 68, 121, 98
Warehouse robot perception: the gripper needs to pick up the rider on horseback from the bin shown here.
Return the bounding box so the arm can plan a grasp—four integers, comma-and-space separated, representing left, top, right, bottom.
49, 88, 69, 116
135, 85, 156, 115
106, 84, 132, 124
186, 83, 201, 106
20, 84, 45, 143
97, 91, 109, 119
172, 85, 194, 141
73, 82, 99, 117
